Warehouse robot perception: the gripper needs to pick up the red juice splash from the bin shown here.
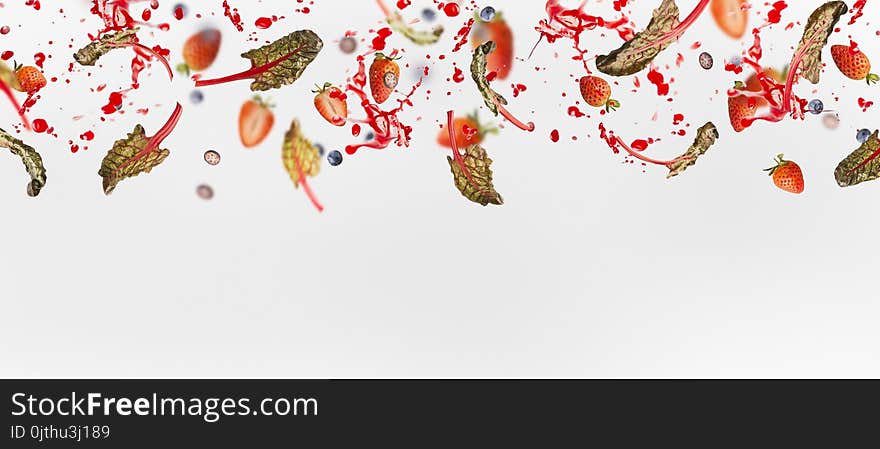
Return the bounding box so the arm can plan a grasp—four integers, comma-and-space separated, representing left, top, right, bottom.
343, 55, 424, 155
0, 78, 31, 130
849, 0, 868, 25
222, 1, 244, 32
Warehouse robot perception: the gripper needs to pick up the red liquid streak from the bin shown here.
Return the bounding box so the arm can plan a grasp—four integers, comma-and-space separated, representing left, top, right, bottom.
343, 55, 422, 155
535, 1, 633, 74
111, 42, 174, 81
0, 79, 31, 130
849, 0, 868, 25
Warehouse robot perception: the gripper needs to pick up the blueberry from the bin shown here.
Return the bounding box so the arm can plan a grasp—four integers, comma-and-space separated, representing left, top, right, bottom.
327, 150, 343, 166
480, 6, 496, 22
364, 132, 375, 141
857, 128, 871, 143
421, 8, 436, 22
698, 52, 713, 70
315, 143, 325, 156
189, 90, 204, 105
808, 99, 824, 114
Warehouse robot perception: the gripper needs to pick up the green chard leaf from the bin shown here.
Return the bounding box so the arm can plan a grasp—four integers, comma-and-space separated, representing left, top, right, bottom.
596, 0, 680, 76
99, 104, 180, 195
99, 125, 170, 195
73, 28, 140, 66
388, 13, 443, 45
666, 122, 719, 179
471, 41, 507, 116
448, 144, 503, 206
241, 30, 323, 91
834, 130, 880, 187
0, 128, 47, 197
796, 1, 848, 84
282, 119, 321, 188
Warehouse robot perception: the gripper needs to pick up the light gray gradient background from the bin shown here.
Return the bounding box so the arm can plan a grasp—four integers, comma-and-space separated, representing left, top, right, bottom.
1, 1, 878, 377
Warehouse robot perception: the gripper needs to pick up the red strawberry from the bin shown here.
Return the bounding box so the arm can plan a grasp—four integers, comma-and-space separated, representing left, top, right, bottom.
313, 83, 348, 126
436, 112, 497, 148
765, 154, 805, 194
179, 28, 222, 75
727, 94, 757, 132
831, 45, 878, 84
369, 53, 400, 104
471, 11, 513, 80
239, 96, 274, 148
14, 64, 46, 93
579, 76, 619, 111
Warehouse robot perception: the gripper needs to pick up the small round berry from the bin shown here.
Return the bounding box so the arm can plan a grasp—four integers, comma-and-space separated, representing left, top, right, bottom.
857, 128, 871, 143
327, 150, 343, 166
196, 184, 214, 200
822, 113, 840, 130
189, 90, 204, 105
808, 99, 824, 114
421, 8, 436, 22
203, 150, 221, 166
480, 7, 496, 22
339, 36, 357, 54
315, 143, 325, 156
698, 52, 713, 70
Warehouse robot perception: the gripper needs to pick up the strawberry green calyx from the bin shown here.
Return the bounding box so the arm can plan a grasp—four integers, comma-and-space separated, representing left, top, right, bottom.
176, 63, 191, 76
867, 73, 879, 85
252, 95, 274, 109
374, 52, 402, 62
467, 110, 499, 139
312, 82, 332, 93
764, 154, 789, 176
605, 99, 621, 112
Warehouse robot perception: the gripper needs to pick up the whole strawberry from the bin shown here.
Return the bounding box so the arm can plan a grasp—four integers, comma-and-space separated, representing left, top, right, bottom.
764, 154, 805, 194
831, 44, 878, 84
369, 53, 400, 104
178, 28, 222, 75
727, 94, 757, 133
15, 63, 46, 93
579, 76, 620, 111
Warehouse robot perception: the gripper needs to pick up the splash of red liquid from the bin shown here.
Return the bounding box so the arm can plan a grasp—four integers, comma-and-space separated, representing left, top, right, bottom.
0, 78, 31, 130
343, 55, 423, 155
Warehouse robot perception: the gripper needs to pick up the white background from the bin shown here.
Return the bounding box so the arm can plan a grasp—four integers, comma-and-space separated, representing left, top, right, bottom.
1, 0, 879, 377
